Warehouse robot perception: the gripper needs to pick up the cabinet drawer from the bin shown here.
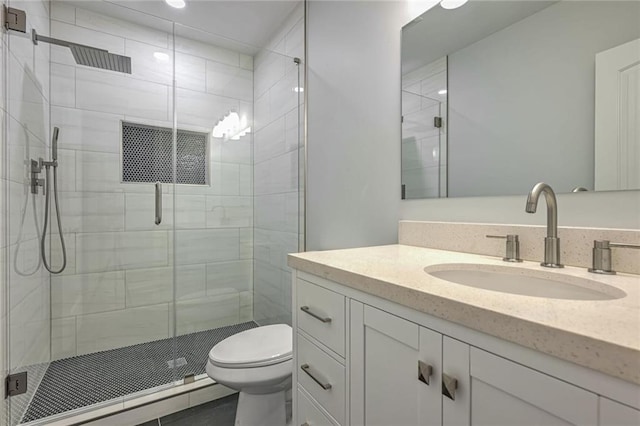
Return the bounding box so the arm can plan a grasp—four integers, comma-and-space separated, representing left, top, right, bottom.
297, 278, 346, 356
298, 388, 340, 426
297, 334, 345, 425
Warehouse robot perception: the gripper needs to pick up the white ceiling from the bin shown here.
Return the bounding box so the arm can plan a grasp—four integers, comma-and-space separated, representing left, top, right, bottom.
60, 0, 300, 55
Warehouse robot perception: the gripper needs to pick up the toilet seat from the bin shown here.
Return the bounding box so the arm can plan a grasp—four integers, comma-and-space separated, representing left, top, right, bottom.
209, 324, 292, 369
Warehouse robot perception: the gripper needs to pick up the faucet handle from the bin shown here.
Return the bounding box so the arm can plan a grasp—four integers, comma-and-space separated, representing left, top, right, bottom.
589, 240, 640, 275
486, 234, 523, 263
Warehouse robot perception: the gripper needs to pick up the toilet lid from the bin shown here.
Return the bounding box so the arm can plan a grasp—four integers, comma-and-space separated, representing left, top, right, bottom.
209, 324, 292, 368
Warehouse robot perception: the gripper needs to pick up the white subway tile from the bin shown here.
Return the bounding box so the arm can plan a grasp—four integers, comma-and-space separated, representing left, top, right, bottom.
56, 148, 77, 192
254, 116, 285, 164
206, 260, 252, 295
206, 61, 253, 102
175, 36, 239, 66
173, 229, 239, 265
221, 163, 240, 196
239, 54, 253, 71
51, 2, 76, 24
125, 39, 173, 86
50, 233, 76, 276
176, 52, 207, 92
52, 107, 123, 153
51, 317, 76, 360
51, 271, 125, 318
58, 192, 125, 233
254, 51, 286, 99
8, 54, 48, 143
239, 228, 253, 260
254, 150, 297, 196
76, 231, 169, 273
254, 229, 298, 270
206, 196, 252, 228
76, 68, 169, 121
51, 63, 75, 107
125, 264, 206, 308
220, 138, 252, 165
75, 151, 121, 192
239, 165, 252, 196
176, 88, 238, 129
76, 304, 170, 355
75, 8, 169, 48
175, 293, 240, 335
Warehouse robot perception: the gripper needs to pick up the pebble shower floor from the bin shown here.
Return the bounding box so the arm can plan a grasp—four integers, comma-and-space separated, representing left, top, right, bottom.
20, 322, 258, 423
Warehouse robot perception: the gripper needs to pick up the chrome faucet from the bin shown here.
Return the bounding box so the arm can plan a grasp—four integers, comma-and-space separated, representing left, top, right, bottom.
525, 182, 564, 268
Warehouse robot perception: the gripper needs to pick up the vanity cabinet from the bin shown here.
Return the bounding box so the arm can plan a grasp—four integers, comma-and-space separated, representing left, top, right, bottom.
292, 271, 640, 426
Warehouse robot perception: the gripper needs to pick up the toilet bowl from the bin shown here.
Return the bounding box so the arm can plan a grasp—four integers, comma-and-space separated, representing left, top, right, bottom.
206, 324, 292, 426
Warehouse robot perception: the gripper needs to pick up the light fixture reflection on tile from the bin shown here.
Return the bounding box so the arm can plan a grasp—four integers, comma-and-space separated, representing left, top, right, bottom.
292, 87, 304, 93
212, 111, 251, 140
438, 89, 447, 95
153, 52, 169, 62
440, 0, 468, 10
165, 0, 186, 9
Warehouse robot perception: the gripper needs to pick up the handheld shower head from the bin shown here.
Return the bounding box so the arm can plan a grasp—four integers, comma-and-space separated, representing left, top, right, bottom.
52, 127, 59, 161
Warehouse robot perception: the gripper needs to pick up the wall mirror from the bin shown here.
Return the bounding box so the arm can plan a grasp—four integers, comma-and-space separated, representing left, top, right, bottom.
401, 0, 640, 199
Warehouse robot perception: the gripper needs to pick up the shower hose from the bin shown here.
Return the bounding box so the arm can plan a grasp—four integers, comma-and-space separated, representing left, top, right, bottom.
41, 163, 67, 274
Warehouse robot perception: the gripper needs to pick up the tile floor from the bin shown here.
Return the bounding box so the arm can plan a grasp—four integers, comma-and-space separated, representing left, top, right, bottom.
137, 394, 238, 426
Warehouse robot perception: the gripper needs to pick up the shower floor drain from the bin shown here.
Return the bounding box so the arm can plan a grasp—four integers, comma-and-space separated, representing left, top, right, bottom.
167, 357, 188, 369
21, 322, 257, 423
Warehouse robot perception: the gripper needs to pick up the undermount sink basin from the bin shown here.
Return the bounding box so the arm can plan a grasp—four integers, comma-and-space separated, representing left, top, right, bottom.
424, 264, 626, 300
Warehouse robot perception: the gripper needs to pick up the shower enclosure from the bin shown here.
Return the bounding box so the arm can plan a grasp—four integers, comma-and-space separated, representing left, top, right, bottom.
1, 1, 304, 424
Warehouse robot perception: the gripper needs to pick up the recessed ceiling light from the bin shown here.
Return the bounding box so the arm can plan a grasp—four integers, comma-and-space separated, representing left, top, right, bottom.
440, 0, 468, 10
165, 0, 185, 9
438, 89, 447, 95
153, 52, 169, 62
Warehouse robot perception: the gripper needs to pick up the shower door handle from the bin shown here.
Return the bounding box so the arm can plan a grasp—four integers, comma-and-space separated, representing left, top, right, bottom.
155, 182, 162, 225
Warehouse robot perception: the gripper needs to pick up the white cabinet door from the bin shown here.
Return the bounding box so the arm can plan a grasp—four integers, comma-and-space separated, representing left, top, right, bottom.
350, 303, 443, 426
469, 347, 598, 425
442, 337, 470, 426
599, 397, 640, 426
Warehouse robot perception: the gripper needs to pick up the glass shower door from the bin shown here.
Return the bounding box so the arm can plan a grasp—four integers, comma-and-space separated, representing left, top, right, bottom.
5, 1, 179, 424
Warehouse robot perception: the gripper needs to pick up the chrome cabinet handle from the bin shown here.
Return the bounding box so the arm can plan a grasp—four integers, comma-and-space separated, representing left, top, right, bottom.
300, 363, 332, 390
154, 182, 162, 225
418, 360, 433, 386
301, 423, 310, 426
442, 373, 458, 401
300, 306, 332, 323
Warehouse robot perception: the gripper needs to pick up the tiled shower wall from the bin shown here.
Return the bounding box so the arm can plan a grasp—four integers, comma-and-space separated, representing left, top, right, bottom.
3, 0, 52, 422
253, 4, 304, 325
401, 57, 447, 199
48, 3, 254, 359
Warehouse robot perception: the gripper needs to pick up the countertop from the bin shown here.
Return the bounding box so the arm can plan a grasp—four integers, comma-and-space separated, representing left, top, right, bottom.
288, 244, 640, 384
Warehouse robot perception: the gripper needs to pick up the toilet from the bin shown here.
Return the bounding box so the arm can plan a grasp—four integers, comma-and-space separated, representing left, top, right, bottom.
206, 324, 293, 426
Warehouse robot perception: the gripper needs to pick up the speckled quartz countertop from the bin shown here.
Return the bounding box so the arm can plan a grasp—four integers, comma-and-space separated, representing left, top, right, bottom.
288, 244, 640, 384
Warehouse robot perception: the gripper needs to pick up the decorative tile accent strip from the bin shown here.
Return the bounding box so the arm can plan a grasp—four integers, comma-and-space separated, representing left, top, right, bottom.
399, 221, 640, 275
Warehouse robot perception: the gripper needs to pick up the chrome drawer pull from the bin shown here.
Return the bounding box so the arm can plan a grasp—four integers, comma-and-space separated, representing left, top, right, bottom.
442, 373, 458, 401
301, 423, 310, 426
301, 363, 332, 390
300, 306, 332, 323
418, 360, 433, 386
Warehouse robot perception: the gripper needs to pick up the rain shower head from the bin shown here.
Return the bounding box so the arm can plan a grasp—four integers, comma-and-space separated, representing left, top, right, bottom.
69, 45, 132, 74
32, 29, 131, 74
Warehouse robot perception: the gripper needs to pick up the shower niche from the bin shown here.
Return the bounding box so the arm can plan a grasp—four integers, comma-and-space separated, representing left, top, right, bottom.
1, 1, 304, 425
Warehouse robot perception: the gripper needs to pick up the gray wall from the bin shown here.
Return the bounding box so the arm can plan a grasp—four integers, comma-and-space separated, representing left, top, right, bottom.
307, 1, 403, 250
306, 0, 640, 252
448, 1, 640, 197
